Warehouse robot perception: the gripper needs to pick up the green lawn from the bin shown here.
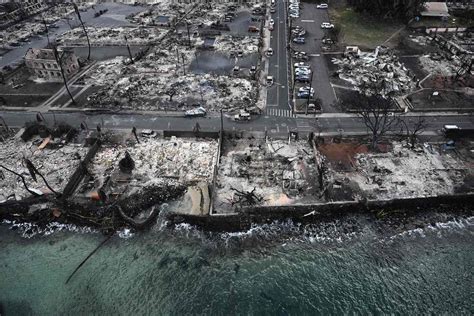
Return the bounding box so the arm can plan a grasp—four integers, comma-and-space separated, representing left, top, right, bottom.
330, 7, 404, 49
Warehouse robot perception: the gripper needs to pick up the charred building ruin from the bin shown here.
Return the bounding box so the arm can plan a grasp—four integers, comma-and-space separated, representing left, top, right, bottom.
24, 48, 80, 81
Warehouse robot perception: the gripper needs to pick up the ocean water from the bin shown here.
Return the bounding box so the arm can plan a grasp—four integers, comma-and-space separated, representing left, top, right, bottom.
0, 214, 473, 315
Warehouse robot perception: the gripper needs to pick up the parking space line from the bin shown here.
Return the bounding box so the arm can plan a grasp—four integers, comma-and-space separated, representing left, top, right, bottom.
301, 19, 314, 23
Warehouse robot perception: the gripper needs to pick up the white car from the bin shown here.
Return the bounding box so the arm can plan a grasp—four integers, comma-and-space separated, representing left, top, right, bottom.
298, 86, 315, 93
317, 4, 328, 9
289, 12, 300, 18
321, 22, 334, 29
266, 48, 273, 56
269, 18, 274, 26
294, 62, 310, 68
289, 4, 300, 9
295, 69, 311, 75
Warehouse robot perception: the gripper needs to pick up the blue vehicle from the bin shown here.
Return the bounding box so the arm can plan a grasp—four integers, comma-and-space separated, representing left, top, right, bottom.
295, 76, 310, 82
293, 37, 305, 44
297, 91, 314, 98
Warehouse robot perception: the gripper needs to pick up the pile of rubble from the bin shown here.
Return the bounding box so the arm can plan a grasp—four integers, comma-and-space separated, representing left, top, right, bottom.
87, 71, 256, 112
409, 34, 472, 77
0, 21, 47, 47
81, 56, 128, 86
57, 27, 165, 46
78, 136, 218, 197
349, 142, 469, 200
332, 47, 416, 96
211, 35, 259, 56
0, 135, 88, 202
215, 139, 320, 213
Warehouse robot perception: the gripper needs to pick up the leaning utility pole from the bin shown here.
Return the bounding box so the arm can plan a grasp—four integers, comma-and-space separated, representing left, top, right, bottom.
42, 18, 50, 47
53, 46, 75, 105
72, 3, 91, 60
124, 35, 134, 64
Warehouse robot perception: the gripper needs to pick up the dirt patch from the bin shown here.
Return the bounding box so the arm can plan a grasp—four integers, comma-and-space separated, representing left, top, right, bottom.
318, 141, 369, 171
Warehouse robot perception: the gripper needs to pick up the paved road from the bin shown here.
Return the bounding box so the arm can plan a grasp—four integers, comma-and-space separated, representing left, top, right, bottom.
1, 111, 473, 138
290, 2, 337, 113
266, 0, 291, 115
0, 3, 144, 69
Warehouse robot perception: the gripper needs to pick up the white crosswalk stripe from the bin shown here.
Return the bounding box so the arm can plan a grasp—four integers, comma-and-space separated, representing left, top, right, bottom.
265, 108, 296, 118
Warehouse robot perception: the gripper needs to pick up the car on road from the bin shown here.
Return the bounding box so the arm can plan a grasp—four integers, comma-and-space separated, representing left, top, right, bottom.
289, 4, 300, 10
321, 22, 335, 29
234, 110, 251, 121
291, 26, 304, 34
266, 48, 273, 56
316, 3, 328, 9
270, 7, 276, 13
292, 37, 305, 44
185, 106, 207, 118
269, 25, 274, 31
266, 75, 274, 85
233, 66, 240, 72
269, 18, 274, 27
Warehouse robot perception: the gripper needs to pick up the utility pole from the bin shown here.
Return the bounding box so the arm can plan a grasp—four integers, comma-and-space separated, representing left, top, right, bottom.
186, 21, 191, 47
176, 47, 180, 73
181, 53, 186, 75
53, 46, 75, 105
124, 35, 134, 64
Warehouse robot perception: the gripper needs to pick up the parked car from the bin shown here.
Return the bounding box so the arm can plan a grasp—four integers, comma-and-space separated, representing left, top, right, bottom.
295, 69, 311, 76
185, 106, 207, 117
295, 76, 310, 82
298, 86, 314, 93
249, 66, 257, 75
269, 18, 274, 27
289, 11, 300, 18
321, 22, 334, 29
297, 91, 314, 98
248, 25, 259, 32
266, 48, 273, 56
233, 66, 240, 72
322, 38, 335, 44
270, 8, 276, 13
316, 3, 328, 9
291, 28, 306, 37
266, 75, 274, 85
294, 62, 310, 68
293, 37, 305, 44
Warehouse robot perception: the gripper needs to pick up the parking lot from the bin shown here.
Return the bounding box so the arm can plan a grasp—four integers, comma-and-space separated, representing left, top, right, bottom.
288, 0, 338, 113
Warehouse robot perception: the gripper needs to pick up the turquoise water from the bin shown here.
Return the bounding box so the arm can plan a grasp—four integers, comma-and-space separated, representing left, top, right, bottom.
0, 215, 473, 315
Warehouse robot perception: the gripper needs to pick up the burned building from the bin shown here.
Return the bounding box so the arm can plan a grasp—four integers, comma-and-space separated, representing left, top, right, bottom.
24, 48, 80, 81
